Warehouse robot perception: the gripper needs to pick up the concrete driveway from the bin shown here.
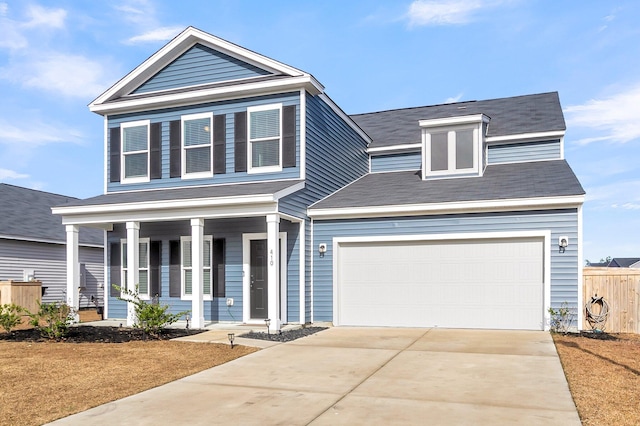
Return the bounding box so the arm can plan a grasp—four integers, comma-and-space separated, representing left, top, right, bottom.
49, 328, 580, 425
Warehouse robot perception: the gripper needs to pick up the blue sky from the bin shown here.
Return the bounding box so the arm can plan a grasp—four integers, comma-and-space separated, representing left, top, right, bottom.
0, 0, 638, 263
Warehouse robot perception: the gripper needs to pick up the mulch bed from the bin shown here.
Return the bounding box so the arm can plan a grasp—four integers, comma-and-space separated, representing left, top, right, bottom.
241, 326, 328, 342
0, 325, 204, 343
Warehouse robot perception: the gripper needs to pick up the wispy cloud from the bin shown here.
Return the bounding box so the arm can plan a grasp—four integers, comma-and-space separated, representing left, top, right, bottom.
127, 26, 183, 44
584, 179, 640, 209
23, 4, 67, 29
444, 93, 464, 103
0, 119, 83, 147
565, 84, 640, 145
0, 168, 29, 180
407, 0, 486, 27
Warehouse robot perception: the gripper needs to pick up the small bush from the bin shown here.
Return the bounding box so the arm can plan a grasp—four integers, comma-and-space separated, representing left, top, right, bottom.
117, 286, 189, 337
29, 301, 75, 340
549, 301, 574, 334
0, 304, 24, 333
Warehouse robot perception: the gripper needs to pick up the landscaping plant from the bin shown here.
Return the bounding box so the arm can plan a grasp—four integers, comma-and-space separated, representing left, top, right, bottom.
117, 286, 189, 337
29, 301, 75, 339
0, 303, 24, 333
548, 301, 574, 334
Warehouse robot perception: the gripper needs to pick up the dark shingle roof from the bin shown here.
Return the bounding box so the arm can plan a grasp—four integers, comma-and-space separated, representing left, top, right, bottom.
61, 180, 304, 207
0, 184, 103, 245
608, 258, 640, 267
351, 92, 566, 149
310, 160, 584, 210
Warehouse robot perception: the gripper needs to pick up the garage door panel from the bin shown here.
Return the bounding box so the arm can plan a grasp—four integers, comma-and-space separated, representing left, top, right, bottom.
337, 238, 544, 330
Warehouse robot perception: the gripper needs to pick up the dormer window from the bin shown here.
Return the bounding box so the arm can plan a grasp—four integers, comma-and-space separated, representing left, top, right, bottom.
420, 114, 489, 180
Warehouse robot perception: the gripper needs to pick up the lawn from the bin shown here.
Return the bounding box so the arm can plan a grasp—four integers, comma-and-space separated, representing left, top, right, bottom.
0, 328, 257, 426
553, 332, 640, 425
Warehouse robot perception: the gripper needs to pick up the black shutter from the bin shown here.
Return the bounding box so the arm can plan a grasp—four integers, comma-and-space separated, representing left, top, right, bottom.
150, 122, 162, 180
213, 114, 226, 174
213, 239, 226, 298
169, 240, 181, 297
234, 111, 247, 172
283, 105, 296, 168
169, 120, 181, 178
109, 243, 121, 298
150, 241, 161, 298
109, 127, 121, 183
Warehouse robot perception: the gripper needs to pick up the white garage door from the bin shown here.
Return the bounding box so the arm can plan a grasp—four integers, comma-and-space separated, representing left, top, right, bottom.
336, 238, 544, 330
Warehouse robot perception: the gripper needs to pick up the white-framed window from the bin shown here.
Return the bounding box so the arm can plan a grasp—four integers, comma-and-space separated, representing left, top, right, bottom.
121, 238, 150, 299
121, 120, 150, 183
180, 235, 213, 300
247, 103, 282, 173
182, 112, 213, 178
420, 114, 488, 179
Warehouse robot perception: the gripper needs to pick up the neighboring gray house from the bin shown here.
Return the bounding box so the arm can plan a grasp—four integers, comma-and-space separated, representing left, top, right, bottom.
0, 184, 104, 308
607, 258, 640, 268
53, 27, 585, 331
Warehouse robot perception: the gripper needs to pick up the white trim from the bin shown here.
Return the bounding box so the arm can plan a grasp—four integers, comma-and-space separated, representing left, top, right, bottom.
299, 89, 306, 179
560, 135, 565, 160
181, 112, 214, 179
247, 103, 283, 174
121, 237, 150, 299
242, 232, 287, 324
102, 230, 108, 319
367, 143, 422, 153
317, 93, 372, 144
486, 130, 565, 143
103, 116, 108, 194
332, 230, 552, 330
419, 114, 490, 128
308, 195, 585, 219
577, 204, 584, 330
179, 235, 214, 301
422, 122, 483, 180
310, 218, 314, 323
120, 120, 151, 184
299, 219, 306, 324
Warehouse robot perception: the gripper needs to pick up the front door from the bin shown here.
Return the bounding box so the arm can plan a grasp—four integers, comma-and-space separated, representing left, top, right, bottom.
250, 239, 268, 319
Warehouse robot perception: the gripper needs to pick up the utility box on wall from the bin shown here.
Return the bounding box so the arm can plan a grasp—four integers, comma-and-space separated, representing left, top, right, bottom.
0, 280, 42, 313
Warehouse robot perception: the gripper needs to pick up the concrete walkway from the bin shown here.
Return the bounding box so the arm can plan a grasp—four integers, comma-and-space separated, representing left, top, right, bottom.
48, 328, 580, 425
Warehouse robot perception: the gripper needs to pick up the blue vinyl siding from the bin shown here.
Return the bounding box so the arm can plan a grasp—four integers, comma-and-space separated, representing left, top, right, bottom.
312, 209, 579, 324
133, 44, 271, 94
106, 217, 301, 323
107, 93, 300, 192
370, 151, 421, 172
488, 139, 561, 164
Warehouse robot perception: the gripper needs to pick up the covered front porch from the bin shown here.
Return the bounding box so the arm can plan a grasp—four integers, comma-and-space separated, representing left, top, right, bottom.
52, 181, 306, 332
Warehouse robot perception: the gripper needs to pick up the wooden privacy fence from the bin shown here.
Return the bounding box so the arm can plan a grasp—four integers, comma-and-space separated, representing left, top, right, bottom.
583, 267, 640, 333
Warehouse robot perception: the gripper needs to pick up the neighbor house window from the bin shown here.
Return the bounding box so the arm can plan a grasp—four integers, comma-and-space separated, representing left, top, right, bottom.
182, 112, 213, 178
181, 236, 213, 299
420, 114, 488, 179
121, 238, 150, 299
248, 103, 282, 173
121, 120, 150, 183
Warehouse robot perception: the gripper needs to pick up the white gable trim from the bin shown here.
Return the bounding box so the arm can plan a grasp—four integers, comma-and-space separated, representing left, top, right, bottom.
90, 26, 319, 109
486, 130, 565, 144
308, 195, 585, 219
368, 143, 421, 153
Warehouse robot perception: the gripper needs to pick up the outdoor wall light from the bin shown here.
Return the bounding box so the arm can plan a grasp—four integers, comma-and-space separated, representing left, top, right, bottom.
228, 333, 235, 349
265, 318, 271, 335
318, 243, 327, 257
559, 236, 569, 253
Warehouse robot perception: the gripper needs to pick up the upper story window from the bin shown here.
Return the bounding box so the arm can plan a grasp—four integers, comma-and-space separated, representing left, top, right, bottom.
182, 112, 213, 178
420, 114, 489, 180
121, 120, 150, 183
248, 103, 282, 173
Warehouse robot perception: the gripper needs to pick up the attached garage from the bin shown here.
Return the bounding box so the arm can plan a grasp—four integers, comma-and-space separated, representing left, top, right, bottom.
335, 236, 546, 330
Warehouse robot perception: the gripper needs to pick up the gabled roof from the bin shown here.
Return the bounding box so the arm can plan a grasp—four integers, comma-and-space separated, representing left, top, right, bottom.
89, 26, 324, 115
0, 184, 103, 246
608, 258, 640, 267
351, 92, 566, 150
309, 160, 584, 217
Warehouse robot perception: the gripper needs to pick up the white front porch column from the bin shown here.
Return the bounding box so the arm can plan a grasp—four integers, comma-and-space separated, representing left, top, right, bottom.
65, 225, 80, 322
191, 218, 205, 329
125, 221, 140, 326
266, 214, 281, 332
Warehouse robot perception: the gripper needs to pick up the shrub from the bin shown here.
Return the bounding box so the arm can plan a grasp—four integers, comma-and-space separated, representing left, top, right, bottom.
0, 304, 24, 333
549, 301, 574, 334
29, 301, 75, 340
117, 286, 189, 337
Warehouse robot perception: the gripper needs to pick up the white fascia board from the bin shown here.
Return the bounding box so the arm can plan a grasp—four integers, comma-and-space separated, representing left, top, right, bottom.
90, 27, 311, 108
317, 93, 372, 145
419, 114, 490, 128
90, 76, 322, 115
308, 195, 585, 219
273, 181, 305, 200
486, 130, 565, 144
368, 143, 421, 153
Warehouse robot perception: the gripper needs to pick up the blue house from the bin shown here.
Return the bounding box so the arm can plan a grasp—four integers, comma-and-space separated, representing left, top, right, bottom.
54, 27, 585, 331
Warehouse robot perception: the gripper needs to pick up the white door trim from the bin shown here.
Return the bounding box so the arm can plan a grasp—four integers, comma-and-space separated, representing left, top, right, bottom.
332, 230, 551, 330
242, 232, 287, 324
